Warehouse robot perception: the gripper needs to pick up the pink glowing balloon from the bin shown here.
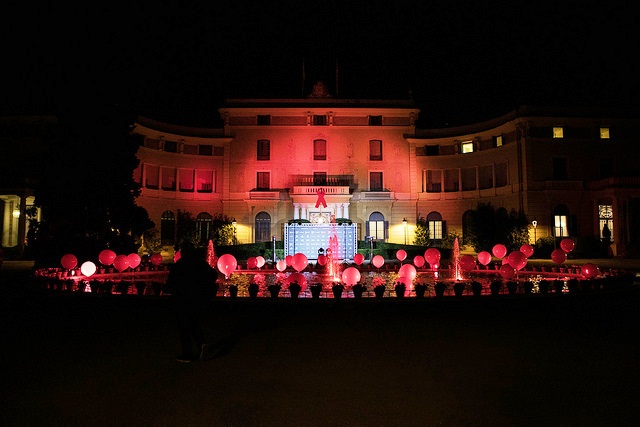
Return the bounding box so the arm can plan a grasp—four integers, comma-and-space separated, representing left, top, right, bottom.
506, 251, 527, 271
98, 249, 117, 266
247, 257, 258, 269
424, 248, 441, 266
113, 254, 130, 272
127, 253, 141, 269
317, 254, 327, 266
395, 249, 407, 262
80, 261, 97, 277
353, 253, 365, 266
150, 253, 163, 266
287, 272, 307, 291
217, 254, 238, 279
398, 263, 417, 282
60, 254, 78, 270
492, 244, 507, 259
551, 248, 567, 265
372, 254, 385, 269
413, 255, 425, 268
292, 253, 309, 272
396, 276, 411, 286
431, 262, 440, 270
459, 254, 476, 272
285, 255, 293, 266
477, 251, 492, 266
581, 263, 600, 279
499, 264, 515, 279
520, 244, 534, 258
276, 259, 287, 272
560, 238, 575, 253
256, 256, 266, 268
341, 267, 361, 286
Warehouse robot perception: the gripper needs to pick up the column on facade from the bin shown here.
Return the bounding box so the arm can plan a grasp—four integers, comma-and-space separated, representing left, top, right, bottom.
343, 203, 350, 219
336, 204, 343, 219
301, 205, 308, 220
293, 203, 300, 220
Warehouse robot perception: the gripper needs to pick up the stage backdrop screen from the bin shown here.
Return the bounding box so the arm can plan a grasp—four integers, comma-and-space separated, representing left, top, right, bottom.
284, 223, 357, 260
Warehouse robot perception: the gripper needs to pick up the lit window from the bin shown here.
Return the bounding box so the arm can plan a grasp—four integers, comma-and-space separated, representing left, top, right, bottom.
368, 212, 386, 240
553, 127, 564, 138
598, 204, 614, 242
600, 127, 610, 139
369, 140, 382, 160
554, 215, 569, 237
427, 212, 443, 240
461, 141, 474, 153
494, 135, 503, 147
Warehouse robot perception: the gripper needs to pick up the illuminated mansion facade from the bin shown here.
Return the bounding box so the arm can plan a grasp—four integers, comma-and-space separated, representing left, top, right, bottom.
131, 98, 640, 257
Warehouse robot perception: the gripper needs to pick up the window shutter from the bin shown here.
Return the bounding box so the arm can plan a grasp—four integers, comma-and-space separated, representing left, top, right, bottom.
384, 221, 389, 240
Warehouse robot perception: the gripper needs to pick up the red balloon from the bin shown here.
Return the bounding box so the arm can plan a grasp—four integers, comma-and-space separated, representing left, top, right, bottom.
150, 253, 163, 266
499, 264, 515, 279
256, 256, 266, 268
292, 253, 308, 272
581, 263, 600, 279
287, 272, 307, 291
507, 251, 527, 271
317, 254, 327, 266
520, 244, 534, 258
276, 259, 287, 272
247, 257, 258, 269
560, 238, 575, 253
353, 253, 365, 265
341, 267, 361, 286
372, 254, 384, 269
285, 255, 293, 266
217, 254, 238, 279
424, 248, 441, 266
98, 249, 117, 266
396, 276, 411, 286
396, 249, 407, 262
492, 244, 507, 259
551, 248, 567, 265
128, 253, 141, 269
459, 254, 476, 272
398, 264, 417, 282
61, 254, 78, 270
113, 254, 130, 272
477, 251, 492, 266
413, 255, 425, 268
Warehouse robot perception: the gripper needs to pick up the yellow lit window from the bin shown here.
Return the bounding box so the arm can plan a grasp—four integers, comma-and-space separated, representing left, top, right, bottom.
600, 127, 610, 139
553, 127, 564, 138
461, 141, 474, 153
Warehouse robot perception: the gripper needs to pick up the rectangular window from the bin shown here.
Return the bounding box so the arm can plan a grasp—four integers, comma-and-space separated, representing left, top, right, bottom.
161, 167, 176, 191
183, 144, 198, 155
370, 220, 385, 240
461, 140, 474, 153
257, 115, 271, 125
199, 145, 213, 156
164, 140, 178, 152
552, 157, 567, 180
213, 146, 224, 156
313, 115, 327, 126
368, 115, 382, 126
554, 215, 568, 237
461, 167, 476, 191
425, 145, 439, 156
600, 127, 610, 139
369, 140, 382, 160
425, 170, 441, 192
428, 221, 443, 240
478, 165, 493, 189
178, 169, 194, 192
145, 164, 159, 189
257, 171, 270, 190
313, 172, 327, 186
370, 172, 383, 191
494, 135, 503, 147
257, 139, 270, 160
444, 169, 459, 192
495, 162, 508, 187
314, 139, 326, 160
553, 127, 564, 139
196, 170, 213, 193
598, 204, 614, 242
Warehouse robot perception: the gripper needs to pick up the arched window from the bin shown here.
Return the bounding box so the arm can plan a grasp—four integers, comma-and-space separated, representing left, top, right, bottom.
367, 212, 387, 241
160, 210, 175, 245
427, 211, 444, 240
255, 212, 271, 242
195, 212, 213, 245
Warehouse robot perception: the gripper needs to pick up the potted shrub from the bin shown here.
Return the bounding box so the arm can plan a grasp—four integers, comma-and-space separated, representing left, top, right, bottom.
331, 283, 344, 299
523, 280, 534, 295
554, 280, 565, 295
352, 283, 366, 299
414, 282, 427, 298
489, 280, 502, 296
471, 280, 483, 297
248, 283, 259, 298
309, 283, 322, 299
538, 279, 550, 294
453, 281, 466, 297
434, 281, 447, 297
228, 284, 239, 298
135, 281, 147, 296
394, 281, 406, 298
288, 281, 302, 298
506, 280, 518, 295
372, 276, 387, 299
268, 283, 281, 298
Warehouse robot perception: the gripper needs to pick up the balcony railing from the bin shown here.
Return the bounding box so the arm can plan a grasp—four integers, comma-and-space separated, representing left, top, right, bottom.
290, 174, 354, 187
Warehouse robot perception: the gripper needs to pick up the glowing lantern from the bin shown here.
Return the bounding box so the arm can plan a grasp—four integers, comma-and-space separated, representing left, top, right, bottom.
247, 257, 258, 269
292, 253, 308, 272
506, 251, 527, 271
113, 254, 130, 272
61, 254, 78, 270
459, 254, 476, 272
128, 253, 141, 269
492, 244, 507, 259
477, 251, 492, 266
98, 249, 117, 266
353, 253, 365, 266
341, 267, 361, 286
424, 248, 441, 266
398, 263, 417, 282
256, 256, 266, 268
217, 254, 238, 279
413, 255, 425, 268
276, 259, 287, 272
372, 255, 384, 269
395, 249, 407, 262
80, 261, 97, 277
520, 244, 534, 258
581, 263, 600, 279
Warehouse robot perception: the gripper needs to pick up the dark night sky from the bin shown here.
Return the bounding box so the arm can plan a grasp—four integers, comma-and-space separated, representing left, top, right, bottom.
4, 1, 639, 127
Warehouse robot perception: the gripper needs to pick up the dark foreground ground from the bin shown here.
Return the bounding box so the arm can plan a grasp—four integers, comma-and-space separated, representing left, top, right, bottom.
2, 265, 640, 427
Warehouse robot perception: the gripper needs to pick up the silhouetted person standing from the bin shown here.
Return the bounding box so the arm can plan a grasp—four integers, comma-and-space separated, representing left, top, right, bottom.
165, 242, 218, 363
